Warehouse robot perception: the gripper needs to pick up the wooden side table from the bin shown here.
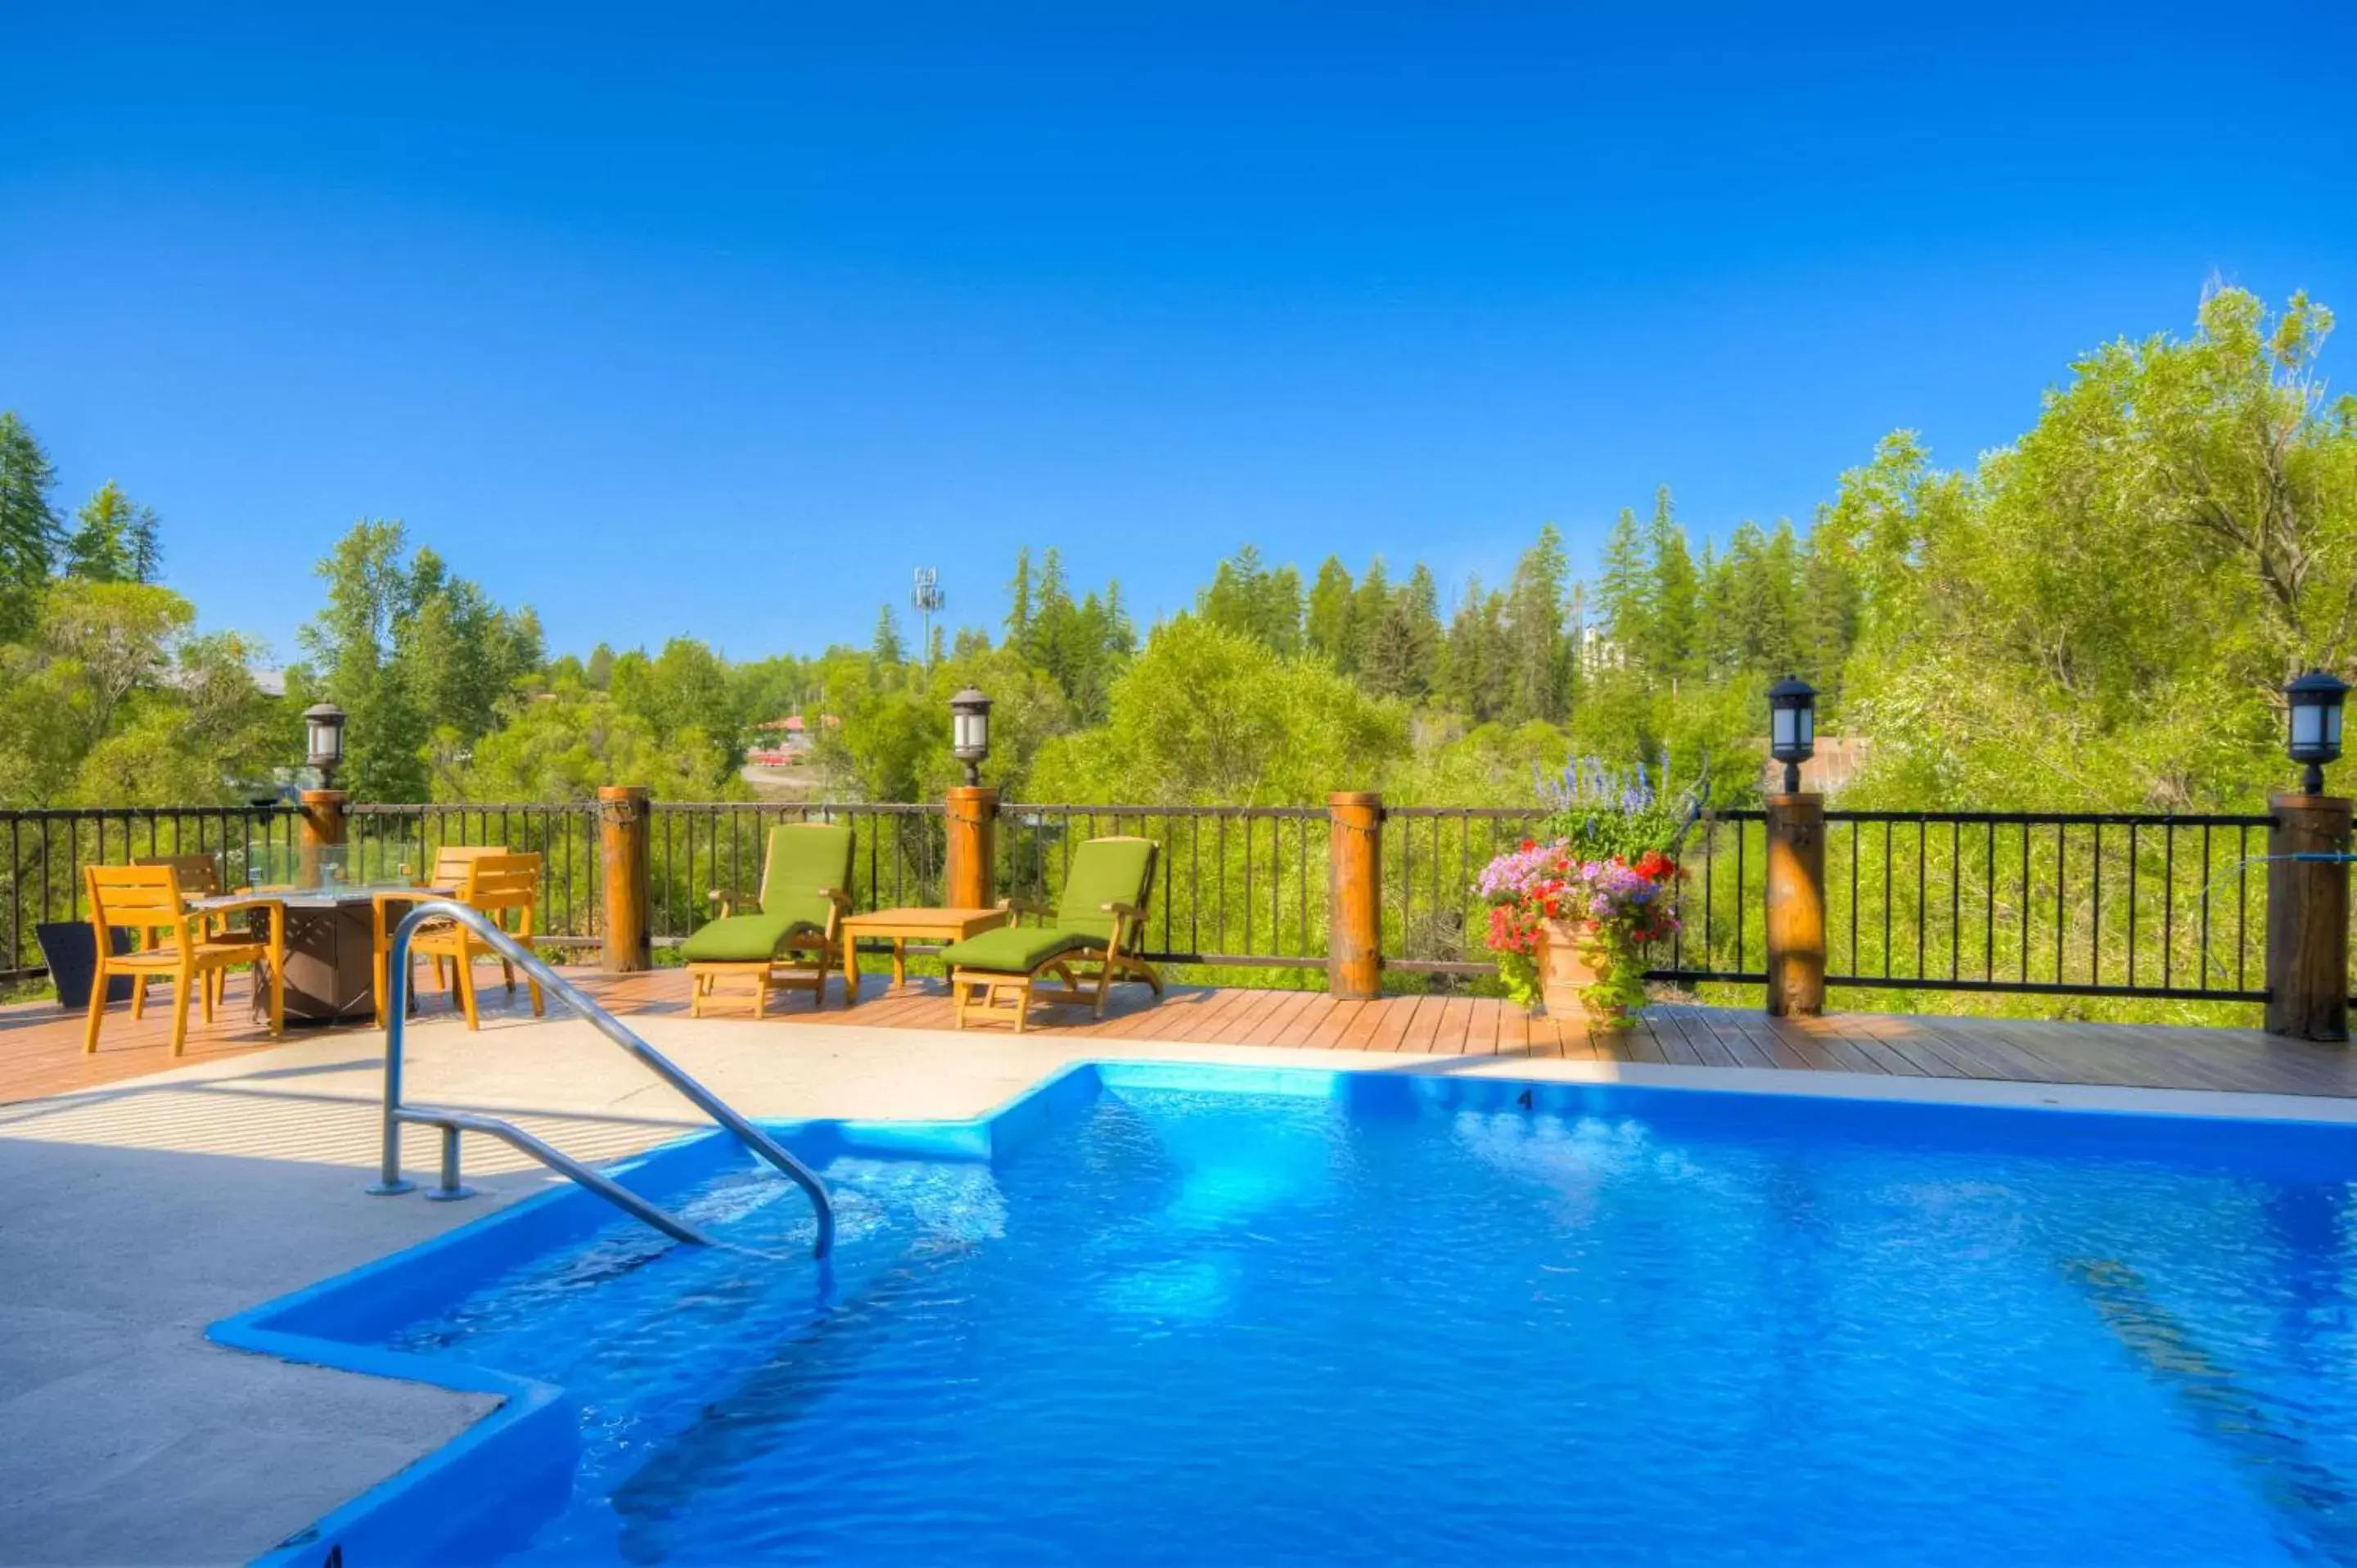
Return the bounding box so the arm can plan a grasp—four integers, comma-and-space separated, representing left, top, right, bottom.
840, 907, 1009, 995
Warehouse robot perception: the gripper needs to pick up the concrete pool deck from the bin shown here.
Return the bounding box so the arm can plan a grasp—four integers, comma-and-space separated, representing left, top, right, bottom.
10, 998, 2357, 1566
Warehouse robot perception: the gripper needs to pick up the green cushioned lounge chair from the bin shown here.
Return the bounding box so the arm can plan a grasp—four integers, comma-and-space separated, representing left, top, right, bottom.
682, 823, 854, 1016
942, 835, 1163, 1031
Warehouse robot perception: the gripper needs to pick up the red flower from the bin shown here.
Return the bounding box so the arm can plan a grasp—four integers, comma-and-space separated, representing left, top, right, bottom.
1518, 838, 1536, 853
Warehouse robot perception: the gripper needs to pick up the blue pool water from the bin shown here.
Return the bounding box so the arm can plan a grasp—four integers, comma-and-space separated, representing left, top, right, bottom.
255, 1070, 2357, 1565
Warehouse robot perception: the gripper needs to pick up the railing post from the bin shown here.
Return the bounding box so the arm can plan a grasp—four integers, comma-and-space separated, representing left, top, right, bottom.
946, 786, 998, 909
2266, 791, 2350, 1041
297, 788, 347, 885
597, 786, 651, 973
1764, 791, 1826, 1017
1327, 791, 1382, 999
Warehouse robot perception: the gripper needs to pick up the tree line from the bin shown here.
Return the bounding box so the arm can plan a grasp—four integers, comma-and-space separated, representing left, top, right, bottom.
1, 286, 2350, 818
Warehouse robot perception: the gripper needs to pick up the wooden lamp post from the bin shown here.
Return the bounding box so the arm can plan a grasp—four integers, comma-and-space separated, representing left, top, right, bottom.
2269, 670, 2350, 1041
1764, 676, 1826, 1018
298, 701, 349, 881
946, 687, 997, 909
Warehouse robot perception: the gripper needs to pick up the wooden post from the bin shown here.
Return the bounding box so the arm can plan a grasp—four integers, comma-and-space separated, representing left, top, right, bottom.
297, 788, 346, 885
598, 786, 651, 973
1327, 791, 1382, 999
946, 786, 998, 910
2266, 792, 2350, 1042
1764, 792, 1826, 1018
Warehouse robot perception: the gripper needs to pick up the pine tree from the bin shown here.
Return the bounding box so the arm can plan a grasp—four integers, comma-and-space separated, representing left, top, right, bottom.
1367, 567, 1448, 702
1102, 579, 1138, 660
1594, 507, 1651, 666
1396, 564, 1445, 701
1349, 556, 1390, 679
1647, 486, 1698, 687
1305, 556, 1355, 665
872, 604, 905, 666
1757, 520, 1805, 678
1503, 525, 1571, 723
1441, 578, 1511, 723
1694, 542, 1737, 679
1006, 548, 1034, 660
65, 481, 162, 583
1264, 563, 1305, 656
0, 412, 61, 640
1034, 547, 1081, 692
1198, 545, 1307, 655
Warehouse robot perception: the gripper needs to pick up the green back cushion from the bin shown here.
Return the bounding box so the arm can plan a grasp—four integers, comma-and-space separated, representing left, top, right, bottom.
761, 824, 854, 930
1058, 838, 1154, 941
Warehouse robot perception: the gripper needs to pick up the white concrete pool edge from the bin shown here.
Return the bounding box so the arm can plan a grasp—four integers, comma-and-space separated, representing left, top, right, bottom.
10, 1012, 2357, 1566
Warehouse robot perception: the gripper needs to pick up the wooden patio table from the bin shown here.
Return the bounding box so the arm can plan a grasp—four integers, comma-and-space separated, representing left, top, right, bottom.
840, 906, 1008, 994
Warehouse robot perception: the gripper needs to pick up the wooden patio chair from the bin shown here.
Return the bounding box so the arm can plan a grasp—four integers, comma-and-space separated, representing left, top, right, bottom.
408, 845, 511, 998
682, 823, 854, 1016
133, 853, 231, 1016
399, 853, 543, 1031
82, 864, 285, 1056
942, 836, 1162, 1032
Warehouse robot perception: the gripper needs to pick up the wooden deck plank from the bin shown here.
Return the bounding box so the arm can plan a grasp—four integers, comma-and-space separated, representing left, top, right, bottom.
1268, 994, 1337, 1048
1494, 1002, 1532, 1057
1648, 1013, 1705, 1067
1435, 996, 1477, 1056
1206, 986, 1300, 1046
1308, 998, 1372, 1050
13, 962, 2357, 1104
1248, 990, 1320, 1047
1363, 995, 1421, 1052
1334, 997, 1394, 1052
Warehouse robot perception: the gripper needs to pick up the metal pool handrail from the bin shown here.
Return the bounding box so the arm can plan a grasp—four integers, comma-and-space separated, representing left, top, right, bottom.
366, 899, 835, 1257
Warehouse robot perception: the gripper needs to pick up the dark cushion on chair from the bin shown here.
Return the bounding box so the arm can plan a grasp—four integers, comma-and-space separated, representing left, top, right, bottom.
940, 925, 1102, 974
681, 912, 822, 964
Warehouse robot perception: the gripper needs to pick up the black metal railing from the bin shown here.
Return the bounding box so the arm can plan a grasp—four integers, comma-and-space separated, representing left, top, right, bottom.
347, 803, 604, 946
1377, 806, 2274, 1004
0, 798, 2296, 1007
1380, 807, 1768, 989
1814, 811, 2274, 1003
2, 805, 303, 981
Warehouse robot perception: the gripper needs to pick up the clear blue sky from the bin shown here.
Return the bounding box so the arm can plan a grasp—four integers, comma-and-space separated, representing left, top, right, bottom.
4, 2, 2352, 668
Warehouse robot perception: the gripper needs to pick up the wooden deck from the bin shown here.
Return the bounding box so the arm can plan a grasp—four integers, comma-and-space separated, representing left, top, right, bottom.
8, 965, 2357, 1106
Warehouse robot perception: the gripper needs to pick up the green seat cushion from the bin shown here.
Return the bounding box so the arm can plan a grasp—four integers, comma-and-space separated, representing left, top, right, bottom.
1056, 838, 1156, 942
758, 824, 854, 931
681, 912, 822, 964
940, 925, 1103, 974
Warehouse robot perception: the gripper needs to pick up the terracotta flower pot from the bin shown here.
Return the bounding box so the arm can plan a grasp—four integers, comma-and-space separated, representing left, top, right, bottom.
1539, 918, 1634, 1032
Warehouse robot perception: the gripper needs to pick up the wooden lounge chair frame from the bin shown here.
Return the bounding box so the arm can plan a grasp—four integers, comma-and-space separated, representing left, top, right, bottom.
686, 826, 854, 1018
951, 836, 1163, 1033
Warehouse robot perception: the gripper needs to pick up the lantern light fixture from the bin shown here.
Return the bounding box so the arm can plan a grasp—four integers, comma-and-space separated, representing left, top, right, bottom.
1768, 676, 1817, 795
949, 687, 993, 788
2286, 669, 2348, 795
303, 701, 348, 790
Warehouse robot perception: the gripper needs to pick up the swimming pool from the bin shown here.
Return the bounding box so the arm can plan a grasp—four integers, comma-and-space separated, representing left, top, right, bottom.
217, 1063, 2357, 1565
